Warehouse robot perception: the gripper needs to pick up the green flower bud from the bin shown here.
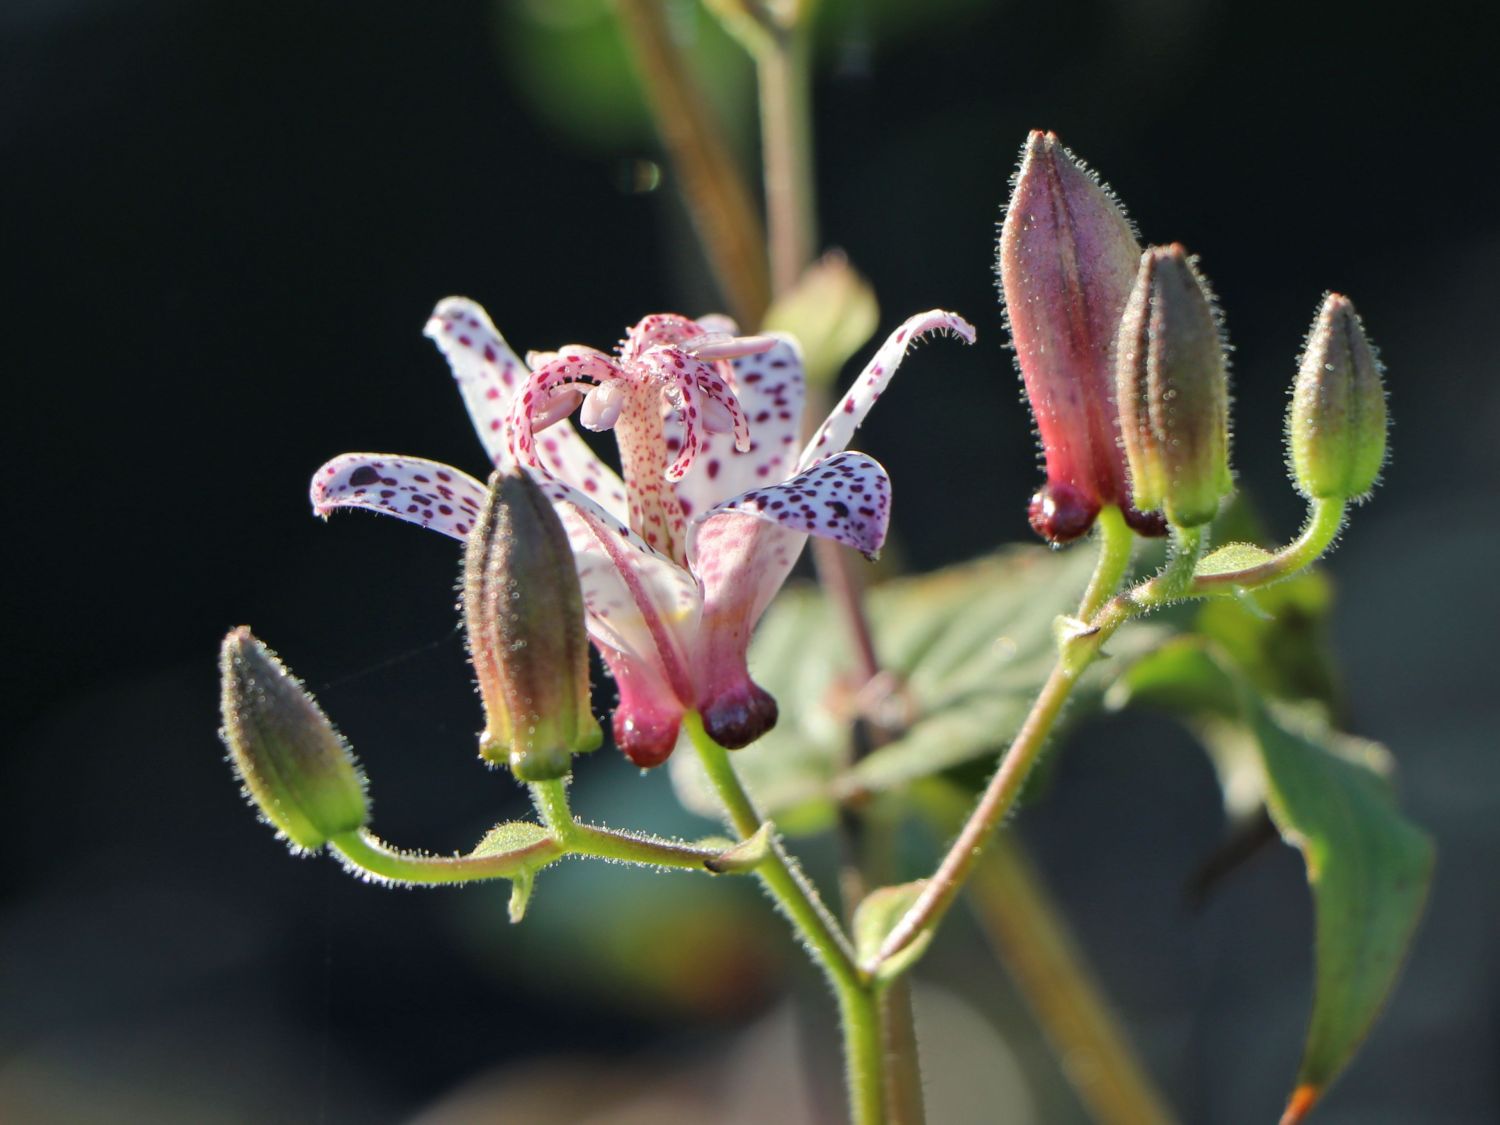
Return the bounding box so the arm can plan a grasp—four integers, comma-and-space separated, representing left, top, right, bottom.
463, 468, 603, 781
219, 627, 369, 852
1116, 244, 1233, 529
1288, 293, 1387, 501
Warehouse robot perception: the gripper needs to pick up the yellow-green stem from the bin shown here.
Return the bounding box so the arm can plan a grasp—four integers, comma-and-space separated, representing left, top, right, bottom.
1078, 506, 1136, 620
330, 827, 562, 885
685, 713, 883, 1124
1192, 498, 1346, 594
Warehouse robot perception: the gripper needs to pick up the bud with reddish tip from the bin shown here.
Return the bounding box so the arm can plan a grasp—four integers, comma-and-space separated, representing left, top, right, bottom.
219, 627, 370, 852
999, 130, 1167, 543
1289, 294, 1387, 502
1116, 244, 1233, 528
463, 468, 603, 781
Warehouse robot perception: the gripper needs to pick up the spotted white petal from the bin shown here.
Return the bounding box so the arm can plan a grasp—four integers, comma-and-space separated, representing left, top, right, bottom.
695, 451, 891, 562
672, 336, 806, 519
427, 297, 628, 520
800, 309, 977, 471
423, 298, 530, 466
311, 454, 488, 540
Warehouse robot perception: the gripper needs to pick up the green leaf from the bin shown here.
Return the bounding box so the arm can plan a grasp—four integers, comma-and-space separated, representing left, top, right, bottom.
1193, 541, 1275, 576
669, 546, 1169, 831
1105, 635, 1240, 718
470, 820, 553, 859
704, 822, 773, 874
1245, 698, 1432, 1101
1115, 638, 1433, 1110
852, 881, 933, 981
1196, 567, 1341, 710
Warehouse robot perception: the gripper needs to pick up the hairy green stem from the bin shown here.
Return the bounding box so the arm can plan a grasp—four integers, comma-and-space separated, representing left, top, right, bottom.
1192, 497, 1346, 593
530, 778, 576, 841
867, 514, 1142, 969
329, 827, 562, 885
332, 814, 736, 888
1078, 506, 1136, 620
685, 713, 883, 1123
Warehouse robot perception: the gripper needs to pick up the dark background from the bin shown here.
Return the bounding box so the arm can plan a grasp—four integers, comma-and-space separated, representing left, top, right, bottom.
5, 1, 1498, 1122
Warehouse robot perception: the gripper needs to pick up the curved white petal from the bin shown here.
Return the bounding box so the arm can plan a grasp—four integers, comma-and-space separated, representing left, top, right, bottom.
311, 454, 487, 540
800, 309, 976, 471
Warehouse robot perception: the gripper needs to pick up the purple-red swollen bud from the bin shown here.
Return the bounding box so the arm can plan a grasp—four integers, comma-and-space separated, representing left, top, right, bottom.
999, 130, 1167, 543
463, 468, 603, 781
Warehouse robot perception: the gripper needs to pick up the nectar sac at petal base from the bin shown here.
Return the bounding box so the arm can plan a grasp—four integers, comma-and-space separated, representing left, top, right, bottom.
313, 300, 974, 766
998, 130, 1168, 544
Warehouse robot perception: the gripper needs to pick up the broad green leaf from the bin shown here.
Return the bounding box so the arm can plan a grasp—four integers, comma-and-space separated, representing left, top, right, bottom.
1105, 634, 1239, 718
1115, 638, 1433, 1113
1196, 567, 1341, 710
1246, 698, 1431, 1106
852, 881, 933, 981
670, 546, 1168, 831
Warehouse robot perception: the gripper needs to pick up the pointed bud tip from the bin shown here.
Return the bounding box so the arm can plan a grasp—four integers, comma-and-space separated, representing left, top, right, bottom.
219, 627, 369, 852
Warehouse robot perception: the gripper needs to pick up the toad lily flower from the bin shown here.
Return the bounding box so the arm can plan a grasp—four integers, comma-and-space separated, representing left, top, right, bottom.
312, 300, 975, 766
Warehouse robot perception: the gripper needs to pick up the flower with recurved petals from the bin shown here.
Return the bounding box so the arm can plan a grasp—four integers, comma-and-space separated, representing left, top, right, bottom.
312, 301, 975, 766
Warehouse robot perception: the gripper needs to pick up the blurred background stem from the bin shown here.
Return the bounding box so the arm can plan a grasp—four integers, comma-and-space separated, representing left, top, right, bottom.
613, 0, 770, 326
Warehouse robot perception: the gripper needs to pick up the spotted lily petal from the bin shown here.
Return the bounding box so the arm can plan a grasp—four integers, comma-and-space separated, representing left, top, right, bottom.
312, 454, 487, 539
672, 335, 806, 520
800, 309, 976, 470
697, 451, 892, 562
423, 298, 531, 465
427, 297, 628, 520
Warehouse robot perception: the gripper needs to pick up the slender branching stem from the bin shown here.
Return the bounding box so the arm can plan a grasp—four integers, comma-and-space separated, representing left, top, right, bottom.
329, 827, 563, 885
614, 0, 770, 326
684, 712, 885, 1124
1192, 497, 1346, 594
1078, 505, 1136, 620
757, 24, 817, 296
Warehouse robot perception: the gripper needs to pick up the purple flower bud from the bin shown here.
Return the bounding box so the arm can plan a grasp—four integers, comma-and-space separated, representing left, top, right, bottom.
999, 130, 1167, 542
463, 468, 602, 781
1116, 244, 1233, 528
